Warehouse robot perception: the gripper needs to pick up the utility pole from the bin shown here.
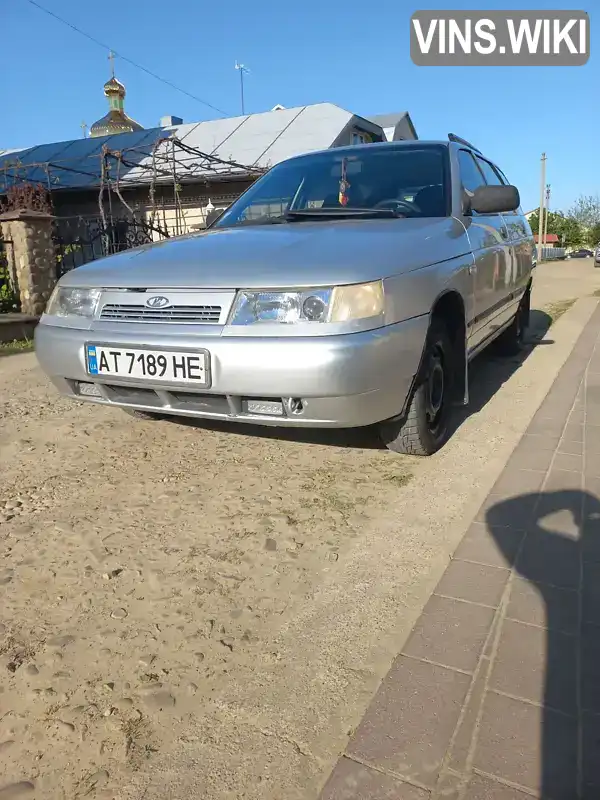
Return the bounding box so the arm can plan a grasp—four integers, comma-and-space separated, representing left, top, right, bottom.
544, 184, 551, 250
538, 153, 547, 262
235, 62, 249, 115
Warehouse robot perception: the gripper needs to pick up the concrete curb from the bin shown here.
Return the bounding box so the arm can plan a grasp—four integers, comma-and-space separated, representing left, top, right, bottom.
0, 313, 38, 343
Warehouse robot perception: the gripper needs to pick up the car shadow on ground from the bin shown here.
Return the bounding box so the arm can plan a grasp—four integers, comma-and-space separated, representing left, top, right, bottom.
165, 309, 554, 452
485, 489, 599, 797
449, 309, 554, 438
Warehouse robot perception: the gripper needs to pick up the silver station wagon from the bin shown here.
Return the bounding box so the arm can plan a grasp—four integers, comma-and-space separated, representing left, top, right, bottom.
35, 136, 535, 455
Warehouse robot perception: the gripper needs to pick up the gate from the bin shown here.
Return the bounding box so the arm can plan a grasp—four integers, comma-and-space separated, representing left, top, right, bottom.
53, 215, 170, 278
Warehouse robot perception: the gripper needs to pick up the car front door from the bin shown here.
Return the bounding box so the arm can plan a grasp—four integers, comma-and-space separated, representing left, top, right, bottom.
457, 149, 512, 351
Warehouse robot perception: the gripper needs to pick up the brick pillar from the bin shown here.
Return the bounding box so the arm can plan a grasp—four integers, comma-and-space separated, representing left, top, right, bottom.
0, 210, 56, 316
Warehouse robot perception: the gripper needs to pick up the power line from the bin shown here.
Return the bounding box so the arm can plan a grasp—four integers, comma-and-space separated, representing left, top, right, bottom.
25, 0, 230, 118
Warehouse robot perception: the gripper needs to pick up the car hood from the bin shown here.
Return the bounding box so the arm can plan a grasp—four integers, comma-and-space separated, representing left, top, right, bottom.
60, 217, 470, 289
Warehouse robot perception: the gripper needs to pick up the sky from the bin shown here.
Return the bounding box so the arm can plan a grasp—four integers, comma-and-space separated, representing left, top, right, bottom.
2, 0, 598, 213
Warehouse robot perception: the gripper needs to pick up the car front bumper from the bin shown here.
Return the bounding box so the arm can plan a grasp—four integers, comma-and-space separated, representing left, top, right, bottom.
34, 317, 428, 428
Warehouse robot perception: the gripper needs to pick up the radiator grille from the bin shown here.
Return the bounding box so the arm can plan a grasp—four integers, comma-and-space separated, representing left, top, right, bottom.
100, 303, 221, 324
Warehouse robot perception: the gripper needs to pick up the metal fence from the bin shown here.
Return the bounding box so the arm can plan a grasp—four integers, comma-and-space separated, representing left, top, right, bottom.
540, 246, 567, 260
53, 215, 170, 278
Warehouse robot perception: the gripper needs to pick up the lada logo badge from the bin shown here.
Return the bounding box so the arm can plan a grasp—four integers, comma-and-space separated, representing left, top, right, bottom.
146, 295, 170, 308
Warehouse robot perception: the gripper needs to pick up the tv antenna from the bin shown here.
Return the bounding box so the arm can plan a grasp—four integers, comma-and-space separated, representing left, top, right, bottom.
234, 62, 250, 115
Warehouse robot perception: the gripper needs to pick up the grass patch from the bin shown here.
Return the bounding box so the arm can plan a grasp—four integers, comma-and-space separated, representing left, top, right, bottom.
0, 338, 34, 357
543, 299, 576, 324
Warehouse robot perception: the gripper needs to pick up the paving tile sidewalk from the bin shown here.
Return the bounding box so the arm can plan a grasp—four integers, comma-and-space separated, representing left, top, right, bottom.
320, 306, 600, 800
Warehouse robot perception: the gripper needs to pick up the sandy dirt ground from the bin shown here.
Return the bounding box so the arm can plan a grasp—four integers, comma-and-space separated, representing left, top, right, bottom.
0, 260, 598, 800
0, 355, 422, 800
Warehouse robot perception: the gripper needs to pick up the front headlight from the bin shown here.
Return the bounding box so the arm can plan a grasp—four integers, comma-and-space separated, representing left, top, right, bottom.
45, 287, 101, 318
229, 281, 384, 325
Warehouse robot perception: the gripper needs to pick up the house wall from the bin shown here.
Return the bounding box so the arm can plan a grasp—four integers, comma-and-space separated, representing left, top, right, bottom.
52, 177, 257, 237
332, 121, 385, 148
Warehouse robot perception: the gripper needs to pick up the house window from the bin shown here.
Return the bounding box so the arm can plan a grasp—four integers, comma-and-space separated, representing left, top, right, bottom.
351, 131, 369, 145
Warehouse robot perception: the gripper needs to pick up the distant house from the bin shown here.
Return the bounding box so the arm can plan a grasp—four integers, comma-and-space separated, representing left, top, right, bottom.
368, 112, 418, 142
534, 234, 560, 244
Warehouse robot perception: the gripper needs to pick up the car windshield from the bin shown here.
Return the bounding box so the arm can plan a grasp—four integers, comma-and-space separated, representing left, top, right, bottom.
214, 144, 449, 228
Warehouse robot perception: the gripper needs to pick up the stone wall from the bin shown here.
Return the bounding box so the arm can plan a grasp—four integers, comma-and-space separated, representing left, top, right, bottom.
0, 210, 56, 316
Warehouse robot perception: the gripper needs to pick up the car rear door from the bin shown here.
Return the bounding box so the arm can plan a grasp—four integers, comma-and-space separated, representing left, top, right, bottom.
457, 149, 512, 351
474, 156, 531, 317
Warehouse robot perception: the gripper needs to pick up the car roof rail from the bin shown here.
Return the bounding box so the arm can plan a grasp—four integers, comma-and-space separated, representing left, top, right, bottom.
448, 133, 482, 154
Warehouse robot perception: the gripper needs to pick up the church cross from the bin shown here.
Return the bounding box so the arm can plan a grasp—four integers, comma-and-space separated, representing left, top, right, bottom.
108, 50, 115, 77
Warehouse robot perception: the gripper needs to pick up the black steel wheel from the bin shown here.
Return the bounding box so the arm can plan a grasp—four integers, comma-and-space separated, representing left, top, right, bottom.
494, 290, 529, 356
379, 320, 455, 456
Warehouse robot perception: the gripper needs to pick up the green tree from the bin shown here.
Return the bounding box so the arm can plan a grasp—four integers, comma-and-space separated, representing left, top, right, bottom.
528, 210, 584, 248
587, 222, 600, 247
528, 209, 563, 237
567, 194, 600, 228
560, 216, 586, 248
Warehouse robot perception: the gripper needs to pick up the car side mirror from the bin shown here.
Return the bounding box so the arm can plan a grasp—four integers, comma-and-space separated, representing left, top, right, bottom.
470, 185, 520, 214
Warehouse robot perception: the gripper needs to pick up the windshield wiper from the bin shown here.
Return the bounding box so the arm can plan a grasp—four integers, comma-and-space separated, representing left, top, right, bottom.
223, 207, 404, 229
284, 207, 403, 219
231, 215, 291, 226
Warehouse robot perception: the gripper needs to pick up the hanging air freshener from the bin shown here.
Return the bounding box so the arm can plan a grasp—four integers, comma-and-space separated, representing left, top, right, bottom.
338, 158, 350, 206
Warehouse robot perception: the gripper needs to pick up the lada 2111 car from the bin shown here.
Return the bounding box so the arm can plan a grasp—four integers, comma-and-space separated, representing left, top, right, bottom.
35, 135, 535, 456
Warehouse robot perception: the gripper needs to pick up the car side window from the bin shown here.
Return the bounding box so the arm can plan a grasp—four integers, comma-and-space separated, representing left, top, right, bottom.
475, 156, 504, 186
457, 150, 486, 194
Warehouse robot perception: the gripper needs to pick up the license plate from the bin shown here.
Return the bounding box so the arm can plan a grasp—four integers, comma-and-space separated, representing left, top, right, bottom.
86, 345, 208, 384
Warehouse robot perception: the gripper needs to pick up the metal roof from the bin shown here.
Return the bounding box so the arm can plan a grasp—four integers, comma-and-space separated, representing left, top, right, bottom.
0, 103, 365, 193
368, 112, 418, 141
0, 147, 25, 158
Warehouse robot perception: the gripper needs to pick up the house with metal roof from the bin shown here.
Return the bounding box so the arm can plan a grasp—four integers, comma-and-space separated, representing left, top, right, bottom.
368, 113, 418, 143
0, 99, 417, 237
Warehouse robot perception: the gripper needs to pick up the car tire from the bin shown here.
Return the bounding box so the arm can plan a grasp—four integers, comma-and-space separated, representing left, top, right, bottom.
121, 408, 163, 421
379, 319, 454, 456
494, 290, 529, 357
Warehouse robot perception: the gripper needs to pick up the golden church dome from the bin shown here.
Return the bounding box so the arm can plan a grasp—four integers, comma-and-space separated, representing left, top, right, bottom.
103, 76, 126, 97
89, 66, 143, 138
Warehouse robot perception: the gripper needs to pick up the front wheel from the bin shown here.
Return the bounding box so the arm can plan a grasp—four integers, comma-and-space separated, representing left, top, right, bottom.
379, 321, 455, 456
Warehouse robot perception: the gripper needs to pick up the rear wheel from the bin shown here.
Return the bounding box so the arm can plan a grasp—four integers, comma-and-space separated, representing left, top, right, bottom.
494, 289, 530, 356
379, 320, 454, 456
